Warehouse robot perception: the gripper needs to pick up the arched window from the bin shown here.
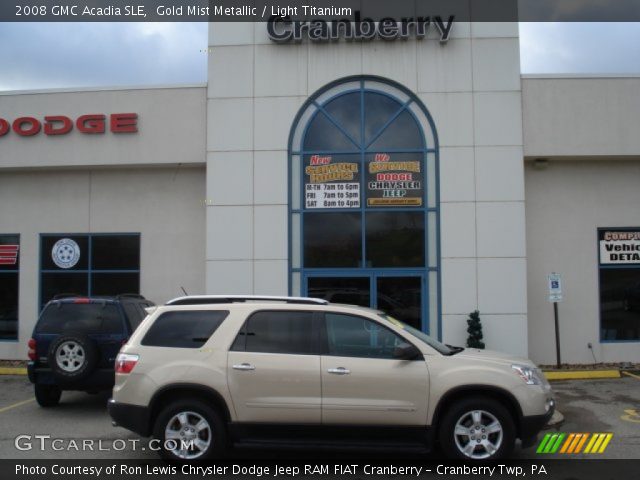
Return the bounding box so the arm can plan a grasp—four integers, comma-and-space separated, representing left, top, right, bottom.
288, 77, 440, 336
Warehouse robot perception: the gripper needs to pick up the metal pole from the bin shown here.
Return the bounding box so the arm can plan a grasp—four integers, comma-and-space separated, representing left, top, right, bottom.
554, 301, 561, 368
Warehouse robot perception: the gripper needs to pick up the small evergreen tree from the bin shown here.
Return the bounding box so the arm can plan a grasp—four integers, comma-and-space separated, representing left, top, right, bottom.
466, 310, 485, 349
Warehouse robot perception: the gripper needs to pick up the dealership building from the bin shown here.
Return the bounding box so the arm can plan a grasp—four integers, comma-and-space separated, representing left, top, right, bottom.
1, 21, 639, 364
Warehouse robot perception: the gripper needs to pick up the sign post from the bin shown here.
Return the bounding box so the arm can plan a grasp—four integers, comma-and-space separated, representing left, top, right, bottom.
547, 273, 563, 368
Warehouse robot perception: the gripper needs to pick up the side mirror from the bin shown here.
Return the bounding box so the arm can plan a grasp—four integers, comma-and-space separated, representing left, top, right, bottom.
393, 342, 422, 360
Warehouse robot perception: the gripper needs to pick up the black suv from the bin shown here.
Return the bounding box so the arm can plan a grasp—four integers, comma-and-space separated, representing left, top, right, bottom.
27, 294, 154, 407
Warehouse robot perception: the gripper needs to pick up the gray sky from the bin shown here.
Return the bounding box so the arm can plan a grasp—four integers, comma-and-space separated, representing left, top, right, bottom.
0, 22, 639, 91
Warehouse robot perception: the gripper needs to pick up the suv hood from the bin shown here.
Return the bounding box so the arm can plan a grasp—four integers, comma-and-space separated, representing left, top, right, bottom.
453, 348, 535, 368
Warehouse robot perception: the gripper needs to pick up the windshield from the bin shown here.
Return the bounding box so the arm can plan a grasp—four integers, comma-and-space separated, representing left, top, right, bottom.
378, 313, 454, 355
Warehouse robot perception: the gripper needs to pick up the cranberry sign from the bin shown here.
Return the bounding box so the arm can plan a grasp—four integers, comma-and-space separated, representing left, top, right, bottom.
0, 113, 138, 137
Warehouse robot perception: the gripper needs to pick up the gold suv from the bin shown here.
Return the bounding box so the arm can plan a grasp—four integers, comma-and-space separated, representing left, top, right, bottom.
108, 296, 554, 461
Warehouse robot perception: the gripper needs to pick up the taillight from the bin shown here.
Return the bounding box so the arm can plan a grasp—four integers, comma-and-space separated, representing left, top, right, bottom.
27, 338, 37, 361
115, 353, 139, 374
73, 298, 91, 304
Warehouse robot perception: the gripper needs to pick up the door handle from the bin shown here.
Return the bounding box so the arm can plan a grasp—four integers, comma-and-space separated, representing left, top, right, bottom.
327, 367, 350, 375
232, 363, 255, 371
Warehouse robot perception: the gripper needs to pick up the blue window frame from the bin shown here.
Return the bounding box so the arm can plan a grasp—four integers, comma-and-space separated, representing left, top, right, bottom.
288, 76, 441, 338
39, 233, 140, 308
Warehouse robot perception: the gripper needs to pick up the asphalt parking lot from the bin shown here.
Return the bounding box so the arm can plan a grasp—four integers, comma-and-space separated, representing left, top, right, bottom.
0, 374, 638, 459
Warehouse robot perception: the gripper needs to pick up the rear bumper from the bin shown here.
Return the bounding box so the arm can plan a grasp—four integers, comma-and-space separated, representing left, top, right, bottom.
108, 399, 151, 437
520, 400, 555, 448
28, 362, 114, 390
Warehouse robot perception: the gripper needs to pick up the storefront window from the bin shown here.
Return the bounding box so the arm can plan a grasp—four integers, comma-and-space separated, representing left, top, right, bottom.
40, 234, 140, 307
289, 77, 440, 335
0, 235, 20, 341
599, 228, 640, 341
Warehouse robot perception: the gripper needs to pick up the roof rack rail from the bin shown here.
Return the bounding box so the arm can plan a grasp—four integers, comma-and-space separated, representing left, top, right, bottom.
165, 295, 329, 306
115, 293, 146, 300
51, 293, 83, 300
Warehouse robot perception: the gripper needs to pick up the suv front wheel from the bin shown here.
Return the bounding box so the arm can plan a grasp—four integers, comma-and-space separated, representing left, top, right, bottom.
439, 396, 515, 460
153, 400, 226, 461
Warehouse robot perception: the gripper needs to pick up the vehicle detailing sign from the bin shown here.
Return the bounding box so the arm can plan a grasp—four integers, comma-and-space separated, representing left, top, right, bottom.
599, 230, 640, 264
367, 153, 423, 207
304, 155, 360, 209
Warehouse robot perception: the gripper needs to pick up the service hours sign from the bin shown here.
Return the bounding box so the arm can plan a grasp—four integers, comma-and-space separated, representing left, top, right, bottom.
304, 154, 360, 209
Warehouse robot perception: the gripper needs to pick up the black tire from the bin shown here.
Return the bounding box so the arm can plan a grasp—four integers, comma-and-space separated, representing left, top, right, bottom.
152, 400, 226, 461
34, 384, 62, 407
48, 333, 99, 383
438, 396, 516, 460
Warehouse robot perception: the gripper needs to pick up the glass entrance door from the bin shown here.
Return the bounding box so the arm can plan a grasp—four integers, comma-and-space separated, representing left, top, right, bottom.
306, 273, 425, 331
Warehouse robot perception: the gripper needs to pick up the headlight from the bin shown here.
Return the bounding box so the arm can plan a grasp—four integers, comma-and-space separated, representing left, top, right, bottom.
512, 364, 543, 385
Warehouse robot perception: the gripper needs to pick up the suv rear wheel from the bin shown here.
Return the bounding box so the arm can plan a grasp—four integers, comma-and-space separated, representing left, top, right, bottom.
34, 384, 61, 407
439, 396, 515, 460
153, 400, 226, 461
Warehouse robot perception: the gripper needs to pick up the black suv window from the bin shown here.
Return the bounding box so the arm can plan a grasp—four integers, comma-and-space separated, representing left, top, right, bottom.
234, 311, 315, 355
36, 303, 123, 335
122, 302, 145, 331
142, 310, 229, 348
324, 313, 404, 359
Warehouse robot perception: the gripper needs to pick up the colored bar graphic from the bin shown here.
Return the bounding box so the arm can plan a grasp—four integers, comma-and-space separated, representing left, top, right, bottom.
537, 433, 613, 454
536, 433, 552, 453
598, 433, 613, 453
559, 433, 574, 453
575, 433, 589, 453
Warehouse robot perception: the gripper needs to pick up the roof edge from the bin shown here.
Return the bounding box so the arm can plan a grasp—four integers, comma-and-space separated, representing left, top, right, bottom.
522, 73, 640, 79
0, 83, 207, 96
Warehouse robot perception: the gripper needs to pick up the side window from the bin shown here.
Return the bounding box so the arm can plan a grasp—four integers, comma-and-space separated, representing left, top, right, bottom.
240, 311, 316, 355
141, 310, 229, 348
325, 313, 405, 359
122, 303, 143, 331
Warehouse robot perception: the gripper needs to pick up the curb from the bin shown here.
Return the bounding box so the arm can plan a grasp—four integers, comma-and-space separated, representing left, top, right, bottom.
543, 369, 620, 381
0, 367, 27, 376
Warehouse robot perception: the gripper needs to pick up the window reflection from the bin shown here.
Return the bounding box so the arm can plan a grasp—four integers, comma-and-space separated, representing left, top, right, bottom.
600, 269, 640, 340
366, 212, 425, 267
363, 93, 404, 145
303, 111, 358, 152
303, 213, 362, 267
324, 92, 362, 145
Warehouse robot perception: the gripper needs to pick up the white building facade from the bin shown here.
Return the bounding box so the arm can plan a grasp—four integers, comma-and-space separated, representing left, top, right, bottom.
0, 22, 639, 364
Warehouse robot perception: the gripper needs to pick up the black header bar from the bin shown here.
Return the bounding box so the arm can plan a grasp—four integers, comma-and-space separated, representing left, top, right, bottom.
2, 0, 640, 22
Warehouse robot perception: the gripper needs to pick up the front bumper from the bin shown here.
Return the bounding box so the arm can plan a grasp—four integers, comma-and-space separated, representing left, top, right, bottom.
520, 399, 555, 448
108, 399, 151, 437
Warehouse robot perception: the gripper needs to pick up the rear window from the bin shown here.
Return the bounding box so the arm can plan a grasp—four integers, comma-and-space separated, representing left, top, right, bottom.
141, 310, 229, 348
36, 303, 123, 335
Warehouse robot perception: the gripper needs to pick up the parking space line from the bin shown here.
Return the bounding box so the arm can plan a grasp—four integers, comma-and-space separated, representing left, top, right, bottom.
0, 398, 35, 414
622, 371, 640, 380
